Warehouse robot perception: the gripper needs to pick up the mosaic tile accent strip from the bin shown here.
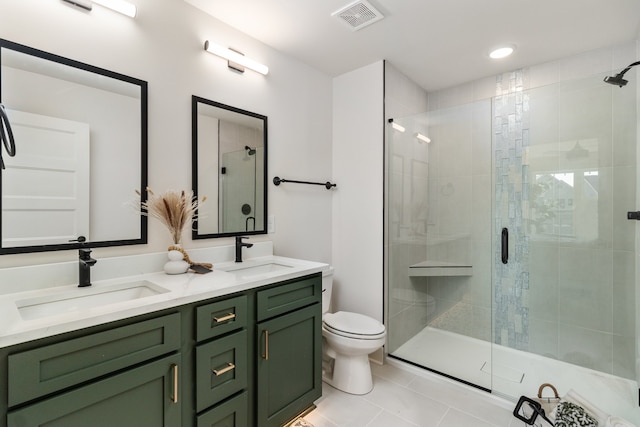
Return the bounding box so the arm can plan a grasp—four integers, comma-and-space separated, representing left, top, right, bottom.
493, 69, 530, 351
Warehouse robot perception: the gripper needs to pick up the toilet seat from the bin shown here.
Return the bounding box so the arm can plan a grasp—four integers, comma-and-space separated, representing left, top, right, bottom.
323, 311, 385, 340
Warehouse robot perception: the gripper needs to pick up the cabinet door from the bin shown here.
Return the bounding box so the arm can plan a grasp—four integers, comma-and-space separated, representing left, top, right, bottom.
7, 353, 181, 427
256, 303, 322, 427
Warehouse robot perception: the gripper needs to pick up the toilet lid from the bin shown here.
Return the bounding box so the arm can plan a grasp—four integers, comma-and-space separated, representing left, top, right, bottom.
323, 311, 385, 338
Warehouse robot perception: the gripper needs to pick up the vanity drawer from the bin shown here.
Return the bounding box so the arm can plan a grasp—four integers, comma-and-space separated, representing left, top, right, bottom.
196, 329, 248, 412
7, 312, 181, 407
256, 274, 321, 322
197, 390, 248, 427
196, 295, 248, 342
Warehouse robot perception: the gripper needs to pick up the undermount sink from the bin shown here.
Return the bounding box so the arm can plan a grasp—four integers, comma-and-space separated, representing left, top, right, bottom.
15, 280, 170, 321
219, 261, 293, 278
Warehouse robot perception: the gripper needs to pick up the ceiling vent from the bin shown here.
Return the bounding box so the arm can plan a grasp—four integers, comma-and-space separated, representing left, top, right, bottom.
332, 0, 384, 32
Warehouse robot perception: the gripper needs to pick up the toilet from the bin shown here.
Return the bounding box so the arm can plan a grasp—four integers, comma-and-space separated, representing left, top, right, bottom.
321, 268, 386, 395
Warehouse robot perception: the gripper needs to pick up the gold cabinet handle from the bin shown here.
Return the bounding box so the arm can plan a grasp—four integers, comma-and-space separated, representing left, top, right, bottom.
213, 313, 236, 323
262, 330, 269, 360
212, 362, 236, 376
171, 364, 179, 404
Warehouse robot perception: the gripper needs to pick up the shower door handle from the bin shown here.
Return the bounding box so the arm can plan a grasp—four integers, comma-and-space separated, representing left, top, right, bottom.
501, 228, 508, 264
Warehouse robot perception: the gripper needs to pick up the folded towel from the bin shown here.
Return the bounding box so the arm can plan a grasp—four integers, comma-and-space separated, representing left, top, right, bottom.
554, 401, 598, 427
550, 389, 608, 426
607, 416, 637, 427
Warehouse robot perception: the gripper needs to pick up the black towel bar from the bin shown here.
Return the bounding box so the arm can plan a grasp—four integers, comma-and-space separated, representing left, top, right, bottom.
273, 176, 336, 190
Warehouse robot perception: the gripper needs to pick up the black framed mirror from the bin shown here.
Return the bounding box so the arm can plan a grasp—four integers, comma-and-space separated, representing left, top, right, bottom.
0, 39, 148, 254
192, 96, 267, 238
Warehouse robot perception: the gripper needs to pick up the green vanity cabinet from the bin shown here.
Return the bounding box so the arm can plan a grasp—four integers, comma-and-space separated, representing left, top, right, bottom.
255, 277, 323, 427
1, 272, 322, 427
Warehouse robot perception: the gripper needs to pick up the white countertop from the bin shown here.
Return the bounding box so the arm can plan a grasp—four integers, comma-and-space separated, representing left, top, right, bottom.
0, 250, 328, 348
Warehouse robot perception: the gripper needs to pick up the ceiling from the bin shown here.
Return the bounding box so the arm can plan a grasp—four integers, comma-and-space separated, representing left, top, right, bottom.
185, 0, 640, 92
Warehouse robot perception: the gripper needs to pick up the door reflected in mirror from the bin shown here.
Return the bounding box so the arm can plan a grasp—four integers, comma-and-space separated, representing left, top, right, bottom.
0, 39, 148, 254
192, 96, 267, 238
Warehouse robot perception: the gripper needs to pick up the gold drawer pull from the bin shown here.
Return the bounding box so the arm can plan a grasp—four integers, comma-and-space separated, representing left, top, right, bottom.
262, 330, 269, 360
212, 362, 236, 376
213, 313, 236, 323
171, 364, 179, 404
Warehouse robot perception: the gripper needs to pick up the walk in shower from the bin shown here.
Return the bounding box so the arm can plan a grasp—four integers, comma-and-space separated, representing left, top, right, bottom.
385, 68, 639, 422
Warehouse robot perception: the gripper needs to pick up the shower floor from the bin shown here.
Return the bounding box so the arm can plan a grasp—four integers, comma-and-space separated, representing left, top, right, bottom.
392, 326, 639, 424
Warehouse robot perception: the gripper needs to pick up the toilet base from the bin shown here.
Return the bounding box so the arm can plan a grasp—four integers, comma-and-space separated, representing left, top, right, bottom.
322, 352, 373, 395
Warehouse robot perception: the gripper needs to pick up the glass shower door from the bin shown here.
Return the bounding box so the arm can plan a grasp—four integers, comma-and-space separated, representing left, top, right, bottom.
490, 72, 638, 419
386, 98, 494, 390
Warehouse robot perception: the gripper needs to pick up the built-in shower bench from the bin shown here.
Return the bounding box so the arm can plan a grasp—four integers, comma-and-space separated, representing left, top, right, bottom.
408, 261, 473, 277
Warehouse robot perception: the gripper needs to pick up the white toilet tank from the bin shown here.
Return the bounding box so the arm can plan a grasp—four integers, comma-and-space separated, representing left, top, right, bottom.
322, 267, 334, 314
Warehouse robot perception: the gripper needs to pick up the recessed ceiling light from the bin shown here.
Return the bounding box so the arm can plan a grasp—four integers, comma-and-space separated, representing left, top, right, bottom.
489, 45, 515, 59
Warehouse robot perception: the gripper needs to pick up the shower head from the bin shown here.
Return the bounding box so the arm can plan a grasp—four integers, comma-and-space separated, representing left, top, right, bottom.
245, 145, 256, 155
603, 60, 640, 87
603, 74, 628, 87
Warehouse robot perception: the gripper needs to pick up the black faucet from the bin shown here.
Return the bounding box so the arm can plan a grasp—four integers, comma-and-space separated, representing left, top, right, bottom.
235, 236, 253, 263
78, 248, 97, 287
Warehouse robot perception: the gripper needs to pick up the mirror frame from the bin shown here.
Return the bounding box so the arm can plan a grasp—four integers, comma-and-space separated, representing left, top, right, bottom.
191, 96, 268, 239
0, 39, 148, 254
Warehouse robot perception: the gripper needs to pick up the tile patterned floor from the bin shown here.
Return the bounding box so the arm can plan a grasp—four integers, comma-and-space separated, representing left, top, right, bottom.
305, 360, 526, 427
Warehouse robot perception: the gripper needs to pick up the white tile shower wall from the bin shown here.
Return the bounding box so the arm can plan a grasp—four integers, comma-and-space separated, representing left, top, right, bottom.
421, 97, 492, 343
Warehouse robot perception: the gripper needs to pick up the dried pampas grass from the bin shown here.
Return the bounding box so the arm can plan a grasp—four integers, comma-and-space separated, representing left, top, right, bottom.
138, 187, 206, 245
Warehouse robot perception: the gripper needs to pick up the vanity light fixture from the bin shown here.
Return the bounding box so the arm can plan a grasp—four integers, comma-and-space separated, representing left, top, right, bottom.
62, 0, 93, 11
204, 41, 269, 75
61, 0, 136, 17
93, 0, 137, 17
415, 132, 431, 143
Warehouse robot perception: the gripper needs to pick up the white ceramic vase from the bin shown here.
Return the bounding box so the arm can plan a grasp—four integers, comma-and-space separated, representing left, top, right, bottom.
164, 246, 189, 274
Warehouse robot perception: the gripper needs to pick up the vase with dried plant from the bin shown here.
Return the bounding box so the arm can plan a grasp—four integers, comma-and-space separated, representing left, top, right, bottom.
139, 188, 210, 274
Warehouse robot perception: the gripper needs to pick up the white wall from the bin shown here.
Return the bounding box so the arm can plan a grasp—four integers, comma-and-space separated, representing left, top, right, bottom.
0, 0, 333, 269
331, 61, 384, 322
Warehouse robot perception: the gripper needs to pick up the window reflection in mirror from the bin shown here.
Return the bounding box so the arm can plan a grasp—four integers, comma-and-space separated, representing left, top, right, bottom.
0, 39, 148, 254
192, 96, 267, 238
